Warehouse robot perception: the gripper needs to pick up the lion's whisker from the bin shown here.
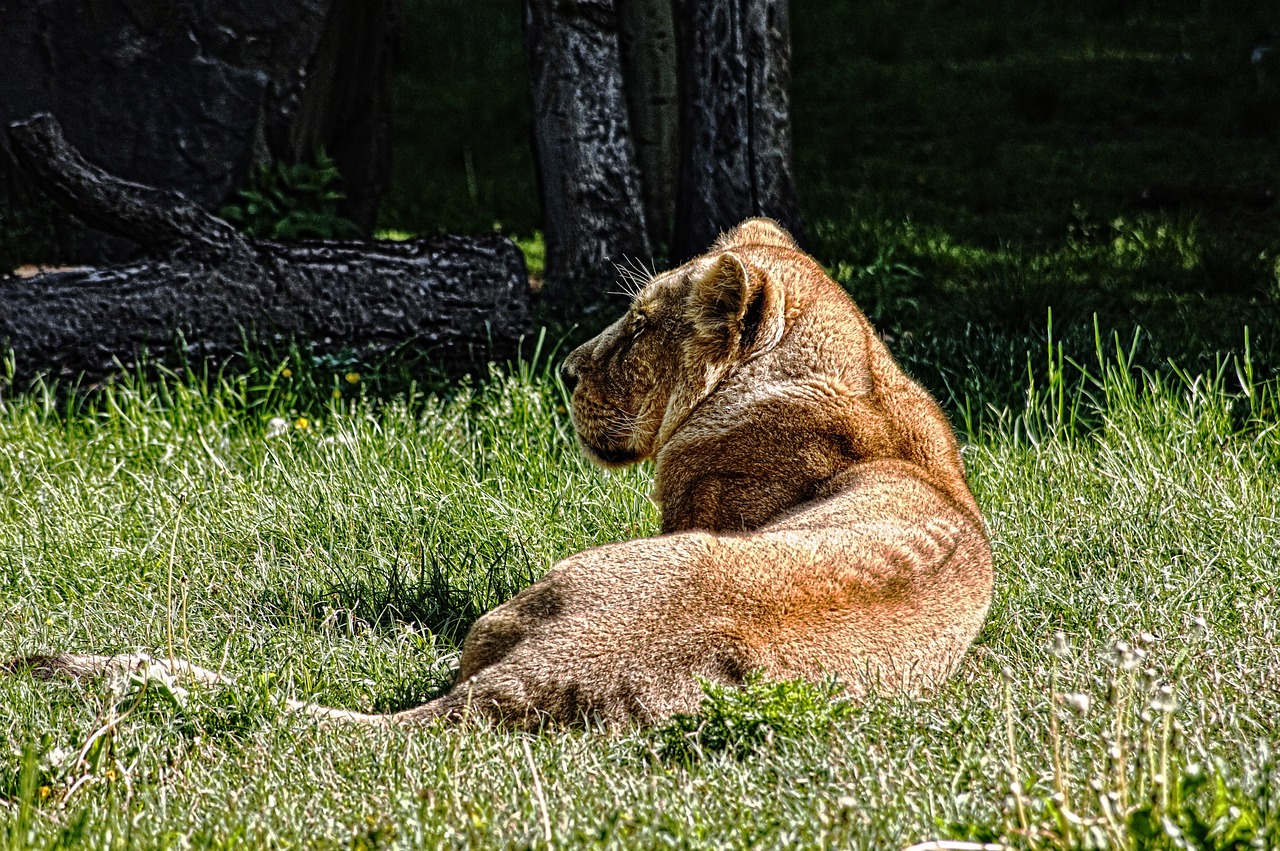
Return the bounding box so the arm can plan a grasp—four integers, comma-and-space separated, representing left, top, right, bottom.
613, 257, 653, 299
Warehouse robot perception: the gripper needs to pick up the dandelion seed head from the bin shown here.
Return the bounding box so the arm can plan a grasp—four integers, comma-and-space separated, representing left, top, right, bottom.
1150, 684, 1178, 713
1111, 639, 1140, 671
1051, 630, 1070, 659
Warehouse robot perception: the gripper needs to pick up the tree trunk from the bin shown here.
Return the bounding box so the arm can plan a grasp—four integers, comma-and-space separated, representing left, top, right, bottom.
1, 115, 531, 383
673, 0, 802, 261
524, 0, 651, 300
280, 0, 403, 233
618, 0, 680, 254
0, 0, 400, 267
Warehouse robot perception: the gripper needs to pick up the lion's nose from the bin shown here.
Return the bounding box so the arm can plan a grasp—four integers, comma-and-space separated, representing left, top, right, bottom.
560, 362, 579, 393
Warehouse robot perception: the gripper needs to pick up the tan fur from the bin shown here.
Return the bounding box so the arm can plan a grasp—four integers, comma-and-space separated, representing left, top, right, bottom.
12, 219, 992, 729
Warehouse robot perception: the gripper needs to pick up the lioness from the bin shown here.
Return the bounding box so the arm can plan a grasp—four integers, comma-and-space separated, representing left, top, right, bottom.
13, 219, 992, 728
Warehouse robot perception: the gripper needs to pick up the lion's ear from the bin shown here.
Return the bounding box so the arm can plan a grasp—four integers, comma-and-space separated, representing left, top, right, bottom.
714, 218, 798, 251
690, 252, 785, 358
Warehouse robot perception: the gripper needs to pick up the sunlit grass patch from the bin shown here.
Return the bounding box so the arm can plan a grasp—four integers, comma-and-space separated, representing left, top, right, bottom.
2, 323, 1277, 847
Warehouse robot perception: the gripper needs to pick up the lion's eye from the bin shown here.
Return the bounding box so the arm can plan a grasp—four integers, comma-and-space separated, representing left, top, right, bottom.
631, 312, 647, 338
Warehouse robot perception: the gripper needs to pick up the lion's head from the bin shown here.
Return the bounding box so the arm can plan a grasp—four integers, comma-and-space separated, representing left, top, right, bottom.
561, 219, 796, 468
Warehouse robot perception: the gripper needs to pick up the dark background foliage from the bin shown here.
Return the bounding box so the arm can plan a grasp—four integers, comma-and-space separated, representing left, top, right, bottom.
4, 0, 1279, 402
376, 0, 1280, 402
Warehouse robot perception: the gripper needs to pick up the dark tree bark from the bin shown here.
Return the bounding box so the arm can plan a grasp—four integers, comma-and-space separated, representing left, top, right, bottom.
618, 0, 680, 253
0, 0, 400, 265
673, 0, 802, 261
524, 0, 652, 298
1, 115, 531, 383
279, 0, 402, 232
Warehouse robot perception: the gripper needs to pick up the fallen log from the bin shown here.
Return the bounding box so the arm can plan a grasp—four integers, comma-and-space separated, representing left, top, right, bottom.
1, 113, 532, 382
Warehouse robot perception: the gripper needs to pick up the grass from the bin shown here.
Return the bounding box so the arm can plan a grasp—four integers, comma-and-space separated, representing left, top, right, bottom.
4, 2, 1280, 846
1, 328, 1278, 848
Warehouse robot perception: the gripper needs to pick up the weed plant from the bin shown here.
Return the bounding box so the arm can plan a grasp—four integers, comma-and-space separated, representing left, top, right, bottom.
2, 324, 1277, 848
219, 151, 361, 241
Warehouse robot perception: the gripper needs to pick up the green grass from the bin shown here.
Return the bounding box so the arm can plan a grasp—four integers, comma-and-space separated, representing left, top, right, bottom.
2, 331, 1277, 848
4, 3, 1280, 846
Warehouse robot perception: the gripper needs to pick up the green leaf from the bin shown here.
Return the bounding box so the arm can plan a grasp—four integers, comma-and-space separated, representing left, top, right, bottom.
1128, 806, 1158, 848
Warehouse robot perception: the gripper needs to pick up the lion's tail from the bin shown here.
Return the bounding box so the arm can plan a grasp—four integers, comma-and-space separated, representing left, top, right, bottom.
5, 652, 457, 726
8, 652, 234, 685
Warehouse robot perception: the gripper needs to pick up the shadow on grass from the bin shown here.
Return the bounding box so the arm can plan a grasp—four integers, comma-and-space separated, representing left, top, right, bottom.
254, 540, 538, 649
252, 541, 540, 712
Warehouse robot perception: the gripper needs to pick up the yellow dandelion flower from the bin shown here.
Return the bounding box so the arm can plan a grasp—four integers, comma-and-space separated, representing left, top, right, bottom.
345, 372, 360, 384
294, 417, 309, 430
105, 768, 117, 782
38, 785, 51, 800
331, 388, 343, 400
280, 367, 293, 378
